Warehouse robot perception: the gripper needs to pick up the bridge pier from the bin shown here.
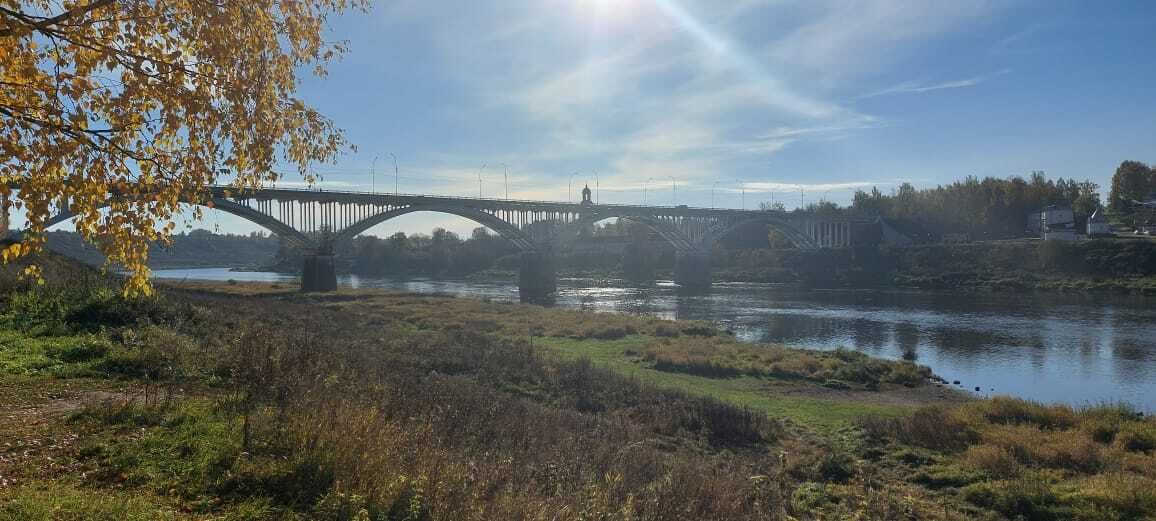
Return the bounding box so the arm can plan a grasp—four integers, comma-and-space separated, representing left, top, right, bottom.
674, 250, 711, 292
301, 254, 338, 292
519, 251, 557, 303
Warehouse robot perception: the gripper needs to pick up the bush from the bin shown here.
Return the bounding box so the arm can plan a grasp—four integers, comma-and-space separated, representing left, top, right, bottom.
585, 325, 635, 340
2, 290, 72, 336
652, 323, 680, 337
45, 337, 111, 363
961, 445, 1021, 478
963, 476, 1069, 521
859, 406, 980, 452
814, 452, 856, 483
882, 361, 931, 386
1115, 422, 1156, 453
970, 396, 1077, 430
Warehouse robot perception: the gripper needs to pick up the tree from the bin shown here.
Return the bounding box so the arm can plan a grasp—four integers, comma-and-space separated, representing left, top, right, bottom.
1109, 161, 1152, 210
0, 0, 365, 294
759, 200, 786, 212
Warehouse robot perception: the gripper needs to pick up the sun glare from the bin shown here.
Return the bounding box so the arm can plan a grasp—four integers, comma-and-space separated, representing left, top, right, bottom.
582, 0, 636, 21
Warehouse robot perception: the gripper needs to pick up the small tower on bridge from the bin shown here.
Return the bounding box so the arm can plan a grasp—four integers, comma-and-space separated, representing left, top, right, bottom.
581, 184, 593, 206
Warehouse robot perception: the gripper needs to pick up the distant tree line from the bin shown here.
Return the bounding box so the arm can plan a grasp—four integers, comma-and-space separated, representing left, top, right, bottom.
344, 228, 517, 278
44, 229, 280, 268
843, 173, 1101, 240
1108, 160, 1156, 210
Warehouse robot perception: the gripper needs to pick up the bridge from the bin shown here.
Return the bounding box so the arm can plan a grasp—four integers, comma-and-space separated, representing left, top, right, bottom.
25, 184, 865, 300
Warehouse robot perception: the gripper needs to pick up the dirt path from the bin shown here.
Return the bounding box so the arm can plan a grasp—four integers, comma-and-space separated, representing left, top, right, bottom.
0, 380, 134, 489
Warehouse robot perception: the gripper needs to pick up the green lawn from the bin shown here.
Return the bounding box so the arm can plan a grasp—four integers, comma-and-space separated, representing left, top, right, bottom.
536, 335, 910, 433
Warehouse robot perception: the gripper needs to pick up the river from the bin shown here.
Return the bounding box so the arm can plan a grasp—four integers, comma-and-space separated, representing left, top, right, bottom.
154, 267, 1156, 412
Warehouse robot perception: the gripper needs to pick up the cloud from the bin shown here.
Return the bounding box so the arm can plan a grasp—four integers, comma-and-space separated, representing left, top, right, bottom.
766, 0, 998, 82
350, 0, 998, 215
737, 180, 888, 193
858, 69, 1010, 99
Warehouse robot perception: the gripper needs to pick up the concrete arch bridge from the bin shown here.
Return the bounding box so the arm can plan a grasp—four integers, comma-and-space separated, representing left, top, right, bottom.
32, 186, 869, 300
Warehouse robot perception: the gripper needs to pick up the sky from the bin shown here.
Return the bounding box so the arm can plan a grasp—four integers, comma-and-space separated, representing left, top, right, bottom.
35, 0, 1156, 237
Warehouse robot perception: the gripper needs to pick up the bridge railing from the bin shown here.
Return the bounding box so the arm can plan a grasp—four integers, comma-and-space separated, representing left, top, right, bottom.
208, 185, 769, 214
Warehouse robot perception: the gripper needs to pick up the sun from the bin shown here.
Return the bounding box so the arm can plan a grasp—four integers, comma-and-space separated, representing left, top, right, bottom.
579, 0, 638, 21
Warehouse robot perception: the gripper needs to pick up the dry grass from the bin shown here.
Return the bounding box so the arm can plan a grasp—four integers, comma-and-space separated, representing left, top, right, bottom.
862, 396, 1156, 520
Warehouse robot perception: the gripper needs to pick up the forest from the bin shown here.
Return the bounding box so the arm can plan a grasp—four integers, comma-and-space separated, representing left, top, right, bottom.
844, 172, 1101, 240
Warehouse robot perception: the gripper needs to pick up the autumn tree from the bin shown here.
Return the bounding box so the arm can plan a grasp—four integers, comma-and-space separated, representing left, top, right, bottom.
0, 0, 365, 294
1108, 160, 1153, 210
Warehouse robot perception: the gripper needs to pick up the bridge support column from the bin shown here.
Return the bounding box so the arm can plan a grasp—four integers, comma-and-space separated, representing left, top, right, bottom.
519, 251, 557, 303
674, 250, 711, 292
301, 254, 337, 292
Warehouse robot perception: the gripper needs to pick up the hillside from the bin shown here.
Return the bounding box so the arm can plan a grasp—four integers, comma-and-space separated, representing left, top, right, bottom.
41, 229, 280, 269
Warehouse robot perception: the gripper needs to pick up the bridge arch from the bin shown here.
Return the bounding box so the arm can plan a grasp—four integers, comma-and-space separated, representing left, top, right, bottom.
553, 212, 697, 251
336, 205, 536, 251
702, 215, 819, 251
43, 197, 314, 249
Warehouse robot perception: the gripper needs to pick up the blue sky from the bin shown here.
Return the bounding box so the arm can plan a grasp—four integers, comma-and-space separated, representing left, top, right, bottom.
35, 0, 1156, 237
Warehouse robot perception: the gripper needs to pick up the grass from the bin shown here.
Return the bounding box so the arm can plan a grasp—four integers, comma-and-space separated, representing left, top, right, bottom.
536, 335, 911, 432
2, 254, 1154, 520
861, 397, 1156, 521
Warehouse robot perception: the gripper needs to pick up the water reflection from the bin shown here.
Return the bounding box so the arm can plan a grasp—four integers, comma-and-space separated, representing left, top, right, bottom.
153, 268, 1156, 412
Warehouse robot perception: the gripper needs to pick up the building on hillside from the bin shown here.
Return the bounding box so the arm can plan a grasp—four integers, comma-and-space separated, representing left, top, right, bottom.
1028, 205, 1077, 241
1086, 209, 1113, 237
1135, 199, 1156, 235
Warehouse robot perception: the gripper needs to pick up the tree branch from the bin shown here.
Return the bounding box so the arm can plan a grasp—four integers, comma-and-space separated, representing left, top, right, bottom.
0, 0, 117, 38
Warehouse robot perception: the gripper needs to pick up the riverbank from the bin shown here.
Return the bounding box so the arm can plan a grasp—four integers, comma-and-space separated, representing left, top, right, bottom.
3, 258, 1155, 519
326, 239, 1156, 295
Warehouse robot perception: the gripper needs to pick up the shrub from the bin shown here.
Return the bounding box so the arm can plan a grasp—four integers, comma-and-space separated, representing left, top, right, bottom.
2, 290, 71, 336
652, 323, 680, 337
791, 482, 836, 511
1115, 422, 1156, 453
814, 452, 856, 483
909, 465, 984, 489
586, 325, 635, 340
961, 445, 1021, 478
882, 361, 931, 386
45, 337, 111, 363
963, 476, 1069, 521
969, 396, 1076, 430
1071, 473, 1156, 519
859, 406, 979, 452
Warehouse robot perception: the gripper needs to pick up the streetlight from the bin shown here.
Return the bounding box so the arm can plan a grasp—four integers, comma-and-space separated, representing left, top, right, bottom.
371, 155, 379, 194
668, 176, 677, 205
390, 153, 399, 195
737, 179, 746, 210
502, 163, 509, 200
592, 171, 599, 203
568, 172, 579, 202
477, 163, 487, 198
711, 181, 721, 208
643, 177, 654, 205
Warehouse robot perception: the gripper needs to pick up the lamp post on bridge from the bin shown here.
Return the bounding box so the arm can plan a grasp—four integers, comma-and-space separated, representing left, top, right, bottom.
371, 155, 378, 194
390, 153, 399, 195
642, 177, 654, 205
668, 176, 677, 205
711, 181, 721, 208
477, 163, 487, 198
502, 163, 509, 200
592, 171, 599, 203
568, 172, 579, 203
736, 179, 745, 210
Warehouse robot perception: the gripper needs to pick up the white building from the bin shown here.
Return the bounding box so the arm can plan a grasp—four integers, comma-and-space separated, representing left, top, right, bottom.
1029, 205, 1078, 240
1086, 209, 1112, 236
1027, 207, 1075, 234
